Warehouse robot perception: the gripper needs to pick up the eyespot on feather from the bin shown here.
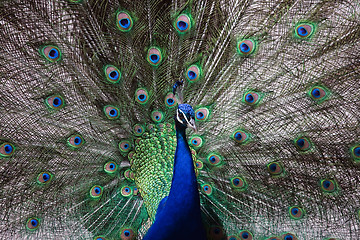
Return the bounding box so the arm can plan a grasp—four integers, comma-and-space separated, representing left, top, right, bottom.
26, 217, 40, 230
120, 228, 136, 240
164, 92, 177, 108
230, 176, 247, 190
267, 162, 283, 176
232, 130, 249, 144
207, 153, 222, 166
351, 145, 360, 162
135, 88, 149, 104
289, 206, 305, 220
308, 86, 329, 102
195, 108, 209, 121
133, 124, 144, 136
90, 185, 103, 199
67, 134, 84, 148
237, 39, 256, 56
195, 160, 203, 170
151, 110, 164, 123
41, 45, 61, 62
189, 136, 203, 149
104, 65, 121, 83
116, 11, 133, 32
243, 91, 260, 105
45, 95, 64, 110
119, 140, 131, 153
104, 161, 118, 174
320, 179, 337, 193
147, 47, 162, 66
294, 137, 311, 151
201, 183, 213, 195
295, 22, 315, 39
239, 230, 253, 240
174, 14, 191, 33
121, 186, 132, 197
186, 65, 201, 82
0, 142, 15, 157
94, 236, 106, 240
281, 233, 298, 240
37, 172, 52, 184
104, 105, 120, 120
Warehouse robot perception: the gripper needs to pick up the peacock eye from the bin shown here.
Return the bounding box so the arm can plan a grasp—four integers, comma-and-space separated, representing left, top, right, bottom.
151, 110, 164, 123
37, 172, 52, 184
289, 206, 305, 219
104, 65, 121, 83
175, 14, 191, 33
185, 65, 201, 82
201, 184, 213, 195
294, 137, 311, 151
195, 160, 203, 169
46, 95, 64, 110
119, 140, 131, 153
164, 93, 177, 108
135, 88, 149, 104
41, 45, 61, 62
26, 217, 40, 230
104, 161, 117, 174
116, 11, 133, 32
0, 142, 15, 157
230, 176, 247, 190
281, 233, 298, 240
94, 237, 106, 240
120, 228, 135, 239
90, 185, 103, 199
232, 130, 249, 144
121, 186, 133, 197
237, 39, 256, 56
133, 124, 144, 136
208, 153, 222, 166
104, 105, 120, 120
67, 134, 84, 148
320, 179, 337, 193
189, 136, 203, 148
147, 47, 162, 66
244, 91, 260, 105
228, 236, 239, 240
267, 162, 283, 175
295, 23, 315, 39
239, 230, 253, 240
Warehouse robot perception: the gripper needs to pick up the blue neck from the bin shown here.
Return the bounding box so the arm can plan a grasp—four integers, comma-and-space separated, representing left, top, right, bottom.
143, 124, 206, 240
168, 125, 199, 204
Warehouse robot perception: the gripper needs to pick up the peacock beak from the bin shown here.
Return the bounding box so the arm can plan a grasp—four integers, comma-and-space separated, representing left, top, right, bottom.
187, 118, 197, 133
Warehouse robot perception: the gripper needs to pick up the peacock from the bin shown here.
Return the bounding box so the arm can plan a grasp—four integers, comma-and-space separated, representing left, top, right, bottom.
0, 0, 360, 239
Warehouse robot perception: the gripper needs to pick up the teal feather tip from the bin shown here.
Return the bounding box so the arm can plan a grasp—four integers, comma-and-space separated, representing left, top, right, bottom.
40, 45, 61, 62
116, 11, 133, 32
0, 142, 15, 157
45, 95, 64, 110
26, 217, 40, 231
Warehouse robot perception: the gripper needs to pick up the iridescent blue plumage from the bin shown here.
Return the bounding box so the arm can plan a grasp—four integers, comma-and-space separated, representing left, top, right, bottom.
144, 104, 206, 240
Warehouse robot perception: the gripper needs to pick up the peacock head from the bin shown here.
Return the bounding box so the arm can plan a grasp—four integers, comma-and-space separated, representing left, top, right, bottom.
175, 104, 197, 132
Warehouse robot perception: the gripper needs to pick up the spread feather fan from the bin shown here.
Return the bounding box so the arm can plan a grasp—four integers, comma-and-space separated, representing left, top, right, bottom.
0, 0, 360, 239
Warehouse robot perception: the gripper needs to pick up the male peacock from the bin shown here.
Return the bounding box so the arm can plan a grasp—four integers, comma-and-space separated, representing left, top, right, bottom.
0, 0, 360, 239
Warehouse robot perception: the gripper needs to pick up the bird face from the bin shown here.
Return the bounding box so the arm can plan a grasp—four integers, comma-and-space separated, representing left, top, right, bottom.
176, 104, 197, 132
